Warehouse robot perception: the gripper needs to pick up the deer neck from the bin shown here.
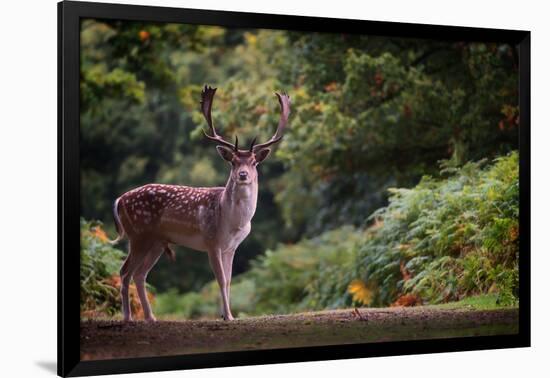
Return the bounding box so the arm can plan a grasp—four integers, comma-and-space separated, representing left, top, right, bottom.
220, 176, 258, 229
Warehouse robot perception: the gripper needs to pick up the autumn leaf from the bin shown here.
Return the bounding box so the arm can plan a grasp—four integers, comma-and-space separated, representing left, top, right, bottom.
138, 30, 150, 42
391, 293, 422, 307
91, 226, 109, 243
324, 81, 339, 92
348, 279, 374, 306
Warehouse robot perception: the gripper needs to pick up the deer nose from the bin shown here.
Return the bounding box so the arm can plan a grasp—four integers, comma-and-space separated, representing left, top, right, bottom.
238, 171, 248, 181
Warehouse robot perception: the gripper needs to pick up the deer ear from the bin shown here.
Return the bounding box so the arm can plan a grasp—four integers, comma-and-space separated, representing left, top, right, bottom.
254, 148, 271, 164
216, 145, 234, 162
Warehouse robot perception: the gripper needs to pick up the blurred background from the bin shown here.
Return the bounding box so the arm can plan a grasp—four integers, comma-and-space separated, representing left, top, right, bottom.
79, 19, 519, 319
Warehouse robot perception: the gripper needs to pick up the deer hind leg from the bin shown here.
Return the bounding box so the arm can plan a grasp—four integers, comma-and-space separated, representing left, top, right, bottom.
119, 238, 153, 322
133, 241, 164, 322
119, 248, 135, 322
208, 249, 233, 321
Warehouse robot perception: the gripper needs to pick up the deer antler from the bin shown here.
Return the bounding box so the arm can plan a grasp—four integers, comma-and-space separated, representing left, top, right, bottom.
248, 136, 258, 152
201, 85, 237, 151
252, 92, 291, 152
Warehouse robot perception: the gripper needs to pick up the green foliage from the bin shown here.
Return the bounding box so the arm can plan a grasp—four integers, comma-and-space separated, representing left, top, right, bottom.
154, 288, 216, 319
430, 294, 508, 310
80, 218, 125, 316
358, 152, 519, 306
247, 226, 363, 314
275, 37, 519, 234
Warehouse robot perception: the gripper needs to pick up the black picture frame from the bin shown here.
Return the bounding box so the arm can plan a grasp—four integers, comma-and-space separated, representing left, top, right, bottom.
58, 1, 531, 376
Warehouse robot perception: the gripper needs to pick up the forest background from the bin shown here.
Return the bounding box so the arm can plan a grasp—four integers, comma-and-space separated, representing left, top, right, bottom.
79, 19, 520, 318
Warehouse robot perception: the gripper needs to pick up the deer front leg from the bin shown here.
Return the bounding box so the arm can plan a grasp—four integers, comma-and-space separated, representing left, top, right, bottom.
208, 249, 233, 321
222, 249, 236, 319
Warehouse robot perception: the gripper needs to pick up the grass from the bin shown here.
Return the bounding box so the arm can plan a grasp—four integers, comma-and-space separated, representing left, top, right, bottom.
430, 294, 516, 311
92, 294, 516, 322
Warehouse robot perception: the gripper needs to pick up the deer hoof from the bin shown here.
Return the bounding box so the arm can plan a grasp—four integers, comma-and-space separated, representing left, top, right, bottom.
145, 316, 157, 323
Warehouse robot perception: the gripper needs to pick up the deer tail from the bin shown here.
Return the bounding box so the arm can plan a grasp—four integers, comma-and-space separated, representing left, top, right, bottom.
109, 197, 126, 245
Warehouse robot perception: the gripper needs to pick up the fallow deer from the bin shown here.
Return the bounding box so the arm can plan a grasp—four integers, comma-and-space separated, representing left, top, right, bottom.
110, 85, 291, 321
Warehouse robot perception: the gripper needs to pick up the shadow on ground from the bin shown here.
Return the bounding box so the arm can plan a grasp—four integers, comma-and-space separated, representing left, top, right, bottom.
35, 361, 57, 374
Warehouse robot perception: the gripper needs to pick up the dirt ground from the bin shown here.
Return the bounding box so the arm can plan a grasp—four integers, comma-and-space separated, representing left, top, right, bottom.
80, 306, 518, 361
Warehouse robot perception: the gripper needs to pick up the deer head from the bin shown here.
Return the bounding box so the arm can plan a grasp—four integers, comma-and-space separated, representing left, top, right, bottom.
200, 85, 291, 186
